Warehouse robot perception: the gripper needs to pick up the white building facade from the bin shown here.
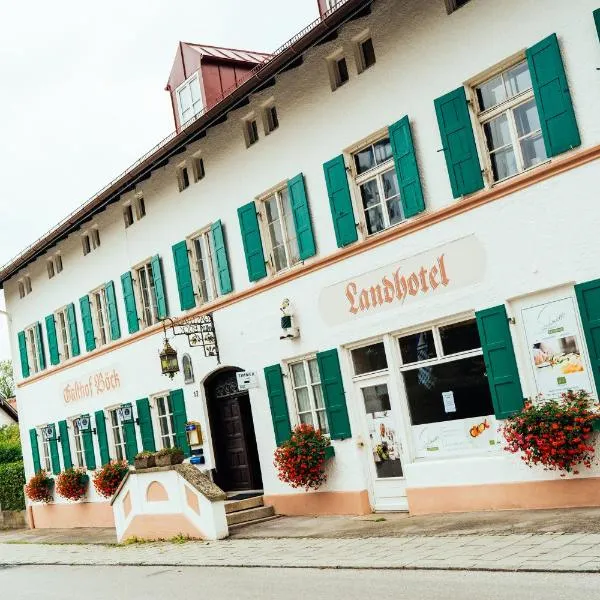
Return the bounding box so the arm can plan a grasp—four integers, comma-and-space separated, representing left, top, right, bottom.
3, 0, 600, 528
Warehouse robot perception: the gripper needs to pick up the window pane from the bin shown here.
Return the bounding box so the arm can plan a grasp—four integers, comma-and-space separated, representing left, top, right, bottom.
361, 38, 376, 69
316, 410, 329, 434
399, 330, 436, 364
505, 62, 532, 98
404, 355, 493, 425
272, 245, 288, 272
299, 412, 314, 427
365, 206, 385, 234
336, 57, 349, 85
362, 384, 391, 413
354, 146, 376, 175
381, 169, 400, 201
476, 74, 506, 111
313, 384, 325, 409
360, 178, 381, 209
439, 320, 481, 355
295, 387, 311, 412
490, 146, 518, 181
483, 114, 511, 150
386, 197, 404, 227
373, 138, 392, 164
352, 342, 388, 375
513, 99, 541, 137
520, 132, 547, 169
291, 363, 307, 386
307, 359, 320, 383
189, 77, 202, 102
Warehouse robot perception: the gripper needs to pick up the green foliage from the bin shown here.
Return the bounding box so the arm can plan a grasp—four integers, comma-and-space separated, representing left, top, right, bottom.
0, 444, 22, 465
0, 461, 26, 511
0, 424, 20, 447
155, 447, 183, 457
0, 361, 14, 399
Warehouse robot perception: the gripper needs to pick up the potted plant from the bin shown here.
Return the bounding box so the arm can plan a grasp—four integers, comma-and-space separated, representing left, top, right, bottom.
25, 470, 54, 503
134, 451, 156, 470
273, 424, 332, 491
56, 467, 89, 501
155, 447, 184, 467
93, 460, 130, 499
502, 390, 598, 475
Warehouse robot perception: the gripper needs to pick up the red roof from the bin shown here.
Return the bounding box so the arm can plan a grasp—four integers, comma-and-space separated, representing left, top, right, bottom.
181, 43, 271, 64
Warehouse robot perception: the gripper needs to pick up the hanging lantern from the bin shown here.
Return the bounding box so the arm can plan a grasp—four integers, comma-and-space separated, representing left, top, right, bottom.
159, 338, 179, 378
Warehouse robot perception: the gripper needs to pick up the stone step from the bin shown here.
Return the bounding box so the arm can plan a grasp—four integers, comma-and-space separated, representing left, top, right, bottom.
225, 496, 264, 514
228, 515, 280, 532
226, 505, 275, 526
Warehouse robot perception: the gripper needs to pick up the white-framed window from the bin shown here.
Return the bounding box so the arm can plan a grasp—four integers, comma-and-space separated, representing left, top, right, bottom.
244, 117, 259, 147
356, 36, 376, 73
25, 324, 42, 374
82, 234, 91, 256
82, 228, 100, 256
135, 261, 159, 328
188, 228, 219, 305
38, 426, 51, 472
123, 204, 134, 228
325, 0, 343, 11
263, 104, 279, 134
108, 408, 126, 461
192, 154, 205, 183
351, 136, 404, 235
90, 287, 110, 347
259, 186, 300, 273
289, 358, 329, 434
155, 395, 176, 449
70, 417, 86, 469
18, 281, 25, 299
55, 306, 72, 361
47, 255, 63, 279
24, 275, 32, 294
18, 275, 32, 298
471, 59, 547, 184
397, 318, 493, 427
55, 255, 63, 274
328, 53, 349, 91
47, 260, 55, 279
135, 194, 146, 220
177, 164, 190, 192
123, 195, 146, 228
176, 72, 203, 127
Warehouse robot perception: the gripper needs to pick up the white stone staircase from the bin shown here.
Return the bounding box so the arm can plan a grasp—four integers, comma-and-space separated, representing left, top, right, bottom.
225, 496, 277, 529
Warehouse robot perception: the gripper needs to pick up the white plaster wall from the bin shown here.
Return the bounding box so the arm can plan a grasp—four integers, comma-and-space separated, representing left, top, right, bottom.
5, 0, 600, 503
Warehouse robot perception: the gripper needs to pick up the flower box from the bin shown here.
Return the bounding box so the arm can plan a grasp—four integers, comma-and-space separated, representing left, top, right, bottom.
155, 449, 184, 467
324, 445, 335, 460
134, 455, 156, 470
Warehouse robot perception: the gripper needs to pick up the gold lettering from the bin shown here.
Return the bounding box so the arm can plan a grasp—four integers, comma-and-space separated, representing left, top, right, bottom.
359, 289, 370, 311
407, 273, 420, 296
418, 267, 429, 293
393, 268, 407, 302
438, 254, 450, 287
429, 265, 439, 289
382, 276, 395, 303
369, 285, 383, 307
346, 282, 359, 314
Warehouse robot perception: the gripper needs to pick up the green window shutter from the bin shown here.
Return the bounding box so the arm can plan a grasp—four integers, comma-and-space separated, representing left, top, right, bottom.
211, 221, 233, 295
323, 155, 358, 248
316, 349, 352, 440
575, 279, 600, 400
136, 398, 156, 452
79, 295, 96, 352
66, 303, 80, 357
287, 173, 316, 261
18, 331, 29, 378
595, 9, 600, 43
35, 322, 46, 371
388, 116, 425, 218
45, 314, 59, 366
172, 241, 196, 311
475, 305, 524, 419
120, 272, 140, 334
123, 420, 139, 465
95, 410, 110, 466
58, 420, 73, 470
264, 364, 292, 446
526, 33, 580, 157
434, 87, 484, 198
82, 429, 96, 470
29, 428, 41, 473
238, 202, 267, 282
104, 281, 121, 341
151, 255, 168, 319
49, 430, 60, 475
170, 388, 191, 457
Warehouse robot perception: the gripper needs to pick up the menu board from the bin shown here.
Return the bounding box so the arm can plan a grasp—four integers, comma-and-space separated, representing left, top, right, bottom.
521, 297, 593, 400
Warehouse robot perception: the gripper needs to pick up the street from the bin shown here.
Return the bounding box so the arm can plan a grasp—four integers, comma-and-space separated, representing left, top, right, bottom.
0, 565, 598, 600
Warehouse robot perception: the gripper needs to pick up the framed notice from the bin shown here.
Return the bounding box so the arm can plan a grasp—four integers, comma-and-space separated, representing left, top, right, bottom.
521, 297, 594, 400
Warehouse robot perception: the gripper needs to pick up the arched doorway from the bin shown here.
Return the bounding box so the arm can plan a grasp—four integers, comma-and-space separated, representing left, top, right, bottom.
205, 368, 263, 493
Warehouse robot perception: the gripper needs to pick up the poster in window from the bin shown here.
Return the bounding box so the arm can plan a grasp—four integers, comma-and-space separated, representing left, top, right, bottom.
521, 297, 593, 400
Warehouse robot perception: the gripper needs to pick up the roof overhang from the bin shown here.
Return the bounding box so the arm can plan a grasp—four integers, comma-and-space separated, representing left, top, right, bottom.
0, 0, 373, 287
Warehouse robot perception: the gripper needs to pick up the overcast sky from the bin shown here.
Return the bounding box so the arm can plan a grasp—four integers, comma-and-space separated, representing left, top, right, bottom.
0, 0, 317, 363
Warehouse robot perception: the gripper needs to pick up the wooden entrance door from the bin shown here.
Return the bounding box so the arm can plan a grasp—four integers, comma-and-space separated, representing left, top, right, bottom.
207, 370, 263, 492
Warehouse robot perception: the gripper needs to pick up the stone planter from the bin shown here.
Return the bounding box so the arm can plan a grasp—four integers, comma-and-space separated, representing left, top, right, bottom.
134, 455, 156, 470
155, 452, 184, 467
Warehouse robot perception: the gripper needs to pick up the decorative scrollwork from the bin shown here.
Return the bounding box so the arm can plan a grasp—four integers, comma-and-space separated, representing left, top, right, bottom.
162, 314, 220, 363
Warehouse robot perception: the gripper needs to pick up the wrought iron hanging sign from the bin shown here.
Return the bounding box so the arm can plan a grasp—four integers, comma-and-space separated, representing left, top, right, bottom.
160, 314, 220, 363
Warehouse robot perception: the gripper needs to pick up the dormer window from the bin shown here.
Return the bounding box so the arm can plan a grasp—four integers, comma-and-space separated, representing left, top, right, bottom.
176, 73, 203, 127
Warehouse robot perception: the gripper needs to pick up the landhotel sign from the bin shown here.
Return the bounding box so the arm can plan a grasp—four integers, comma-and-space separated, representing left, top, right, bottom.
62, 368, 122, 404
319, 235, 486, 325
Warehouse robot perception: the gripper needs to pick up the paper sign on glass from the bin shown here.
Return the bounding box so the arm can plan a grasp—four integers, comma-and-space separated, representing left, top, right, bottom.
442, 391, 456, 413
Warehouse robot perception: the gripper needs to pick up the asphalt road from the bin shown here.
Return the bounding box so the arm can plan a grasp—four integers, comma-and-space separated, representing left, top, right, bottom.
1, 565, 598, 599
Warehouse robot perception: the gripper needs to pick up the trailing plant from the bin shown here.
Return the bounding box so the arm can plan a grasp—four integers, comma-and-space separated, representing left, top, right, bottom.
502, 390, 598, 474
56, 468, 89, 501
25, 470, 54, 504
93, 461, 129, 499
0, 460, 26, 510
273, 424, 331, 491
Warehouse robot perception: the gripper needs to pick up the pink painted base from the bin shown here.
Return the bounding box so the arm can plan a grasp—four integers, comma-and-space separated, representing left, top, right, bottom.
264, 490, 371, 516
121, 513, 204, 541
30, 502, 115, 528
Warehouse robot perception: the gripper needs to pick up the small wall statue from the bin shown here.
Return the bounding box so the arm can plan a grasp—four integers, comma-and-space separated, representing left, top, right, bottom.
280, 298, 299, 340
